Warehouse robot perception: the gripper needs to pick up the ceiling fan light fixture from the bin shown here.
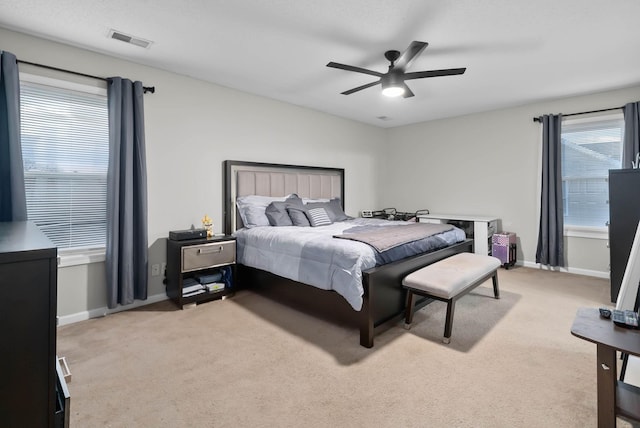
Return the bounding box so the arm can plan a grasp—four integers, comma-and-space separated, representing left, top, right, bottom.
327, 41, 464, 99
381, 74, 404, 97
382, 85, 405, 97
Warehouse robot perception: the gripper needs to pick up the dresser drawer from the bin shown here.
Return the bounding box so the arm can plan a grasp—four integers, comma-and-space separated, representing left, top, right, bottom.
181, 240, 236, 272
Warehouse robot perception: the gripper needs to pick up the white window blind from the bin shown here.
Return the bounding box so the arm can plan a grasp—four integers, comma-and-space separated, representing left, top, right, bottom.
20, 79, 109, 250
561, 115, 623, 228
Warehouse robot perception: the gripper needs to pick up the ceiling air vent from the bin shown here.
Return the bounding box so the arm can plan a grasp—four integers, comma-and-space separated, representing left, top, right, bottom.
107, 29, 152, 49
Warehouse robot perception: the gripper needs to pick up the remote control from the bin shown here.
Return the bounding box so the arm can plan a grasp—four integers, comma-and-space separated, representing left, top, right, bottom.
612, 309, 626, 324
612, 309, 639, 328
624, 310, 639, 328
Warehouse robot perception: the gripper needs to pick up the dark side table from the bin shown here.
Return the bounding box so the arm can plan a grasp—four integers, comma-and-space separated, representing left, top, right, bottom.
571, 307, 640, 427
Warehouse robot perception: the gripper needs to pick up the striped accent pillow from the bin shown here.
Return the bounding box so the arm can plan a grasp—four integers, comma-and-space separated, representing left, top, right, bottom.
306, 207, 332, 227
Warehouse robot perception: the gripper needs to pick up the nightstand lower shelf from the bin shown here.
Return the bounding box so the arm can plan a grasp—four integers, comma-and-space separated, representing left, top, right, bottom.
180, 287, 232, 305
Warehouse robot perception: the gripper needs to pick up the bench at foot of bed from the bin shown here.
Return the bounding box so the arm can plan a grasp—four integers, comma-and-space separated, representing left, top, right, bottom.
402, 252, 501, 344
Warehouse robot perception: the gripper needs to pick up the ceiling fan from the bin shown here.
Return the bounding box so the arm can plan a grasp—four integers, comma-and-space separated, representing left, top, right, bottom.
326, 41, 466, 98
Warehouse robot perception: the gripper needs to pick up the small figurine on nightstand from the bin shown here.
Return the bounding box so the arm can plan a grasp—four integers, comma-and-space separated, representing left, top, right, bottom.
201, 214, 213, 238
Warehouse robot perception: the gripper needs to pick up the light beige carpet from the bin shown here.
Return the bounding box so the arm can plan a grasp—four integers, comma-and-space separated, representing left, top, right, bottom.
57, 267, 633, 427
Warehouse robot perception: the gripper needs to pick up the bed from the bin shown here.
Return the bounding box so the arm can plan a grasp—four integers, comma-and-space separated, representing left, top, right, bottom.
224, 160, 473, 347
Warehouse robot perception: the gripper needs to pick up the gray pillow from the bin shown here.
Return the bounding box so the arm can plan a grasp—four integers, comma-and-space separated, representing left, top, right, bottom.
265, 201, 293, 226
287, 207, 310, 227
305, 198, 349, 222
265, 195, 304, 226
327, 198, 349, 221
306, 207, 333, 227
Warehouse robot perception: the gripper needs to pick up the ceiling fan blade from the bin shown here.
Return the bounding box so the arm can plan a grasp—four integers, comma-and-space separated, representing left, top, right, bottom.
327, 62, 383, 78
341, 80, 381, 95
404, 68, 467, 80
394, 41, 428, 70
402, 83, 415, 98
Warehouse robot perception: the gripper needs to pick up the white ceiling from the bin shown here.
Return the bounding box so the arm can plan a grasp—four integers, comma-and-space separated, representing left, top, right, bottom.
1, 0, 640, 128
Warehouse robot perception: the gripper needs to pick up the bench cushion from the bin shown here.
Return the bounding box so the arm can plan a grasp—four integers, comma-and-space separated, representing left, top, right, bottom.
402, 253, 501, 299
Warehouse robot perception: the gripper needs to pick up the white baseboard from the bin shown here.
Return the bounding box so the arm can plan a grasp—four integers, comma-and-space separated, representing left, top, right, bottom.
520, 260, 609, 279
57, 293, 168, 326
57, 261, 609, 326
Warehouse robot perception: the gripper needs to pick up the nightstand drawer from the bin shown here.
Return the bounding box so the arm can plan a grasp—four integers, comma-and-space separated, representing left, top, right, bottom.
181, 240, 236, 272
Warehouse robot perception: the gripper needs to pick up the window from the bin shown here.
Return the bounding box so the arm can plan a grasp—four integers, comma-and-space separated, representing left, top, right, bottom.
20, 75, 109, 250
561, 114, 623, 230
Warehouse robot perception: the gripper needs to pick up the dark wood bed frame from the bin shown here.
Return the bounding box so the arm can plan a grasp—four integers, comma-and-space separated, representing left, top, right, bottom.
223, 160, 473, 347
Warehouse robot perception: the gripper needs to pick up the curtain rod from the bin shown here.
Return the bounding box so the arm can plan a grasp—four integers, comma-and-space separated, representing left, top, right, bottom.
532, 106, 621, 122
17, 59, 156, 94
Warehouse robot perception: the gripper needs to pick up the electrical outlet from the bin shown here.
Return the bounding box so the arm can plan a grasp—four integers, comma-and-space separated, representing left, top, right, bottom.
151, 264, 160, 276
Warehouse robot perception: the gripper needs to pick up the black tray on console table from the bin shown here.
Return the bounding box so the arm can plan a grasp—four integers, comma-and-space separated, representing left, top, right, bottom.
371, 208, 430, 221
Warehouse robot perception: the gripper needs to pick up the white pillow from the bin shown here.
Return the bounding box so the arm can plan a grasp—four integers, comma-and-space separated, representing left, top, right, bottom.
302, 197, 330, 203
236, 195, 288, 228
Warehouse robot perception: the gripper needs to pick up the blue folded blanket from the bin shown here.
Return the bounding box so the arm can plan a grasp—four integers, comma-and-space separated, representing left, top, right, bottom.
195, 272, 223, 284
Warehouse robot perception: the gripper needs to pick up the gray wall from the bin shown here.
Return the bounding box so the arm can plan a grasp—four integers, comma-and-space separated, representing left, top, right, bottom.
3, 26, 639, 321
1, 28, 386, 321
383, 86, 640, 276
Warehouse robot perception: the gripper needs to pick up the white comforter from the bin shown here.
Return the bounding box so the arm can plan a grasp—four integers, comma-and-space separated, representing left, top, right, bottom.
234, 218, 465, 311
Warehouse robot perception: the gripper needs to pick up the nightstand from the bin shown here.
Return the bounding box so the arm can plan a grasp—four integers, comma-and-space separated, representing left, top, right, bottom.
165, 235, 236, 309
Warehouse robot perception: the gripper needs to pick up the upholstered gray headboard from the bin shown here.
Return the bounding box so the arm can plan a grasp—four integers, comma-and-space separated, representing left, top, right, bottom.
224, 160, 345, 234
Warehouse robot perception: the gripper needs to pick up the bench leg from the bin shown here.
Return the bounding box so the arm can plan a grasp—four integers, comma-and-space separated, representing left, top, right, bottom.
404, 290, 416, 329
492, 271, 500, 299
443, 298, 455, 344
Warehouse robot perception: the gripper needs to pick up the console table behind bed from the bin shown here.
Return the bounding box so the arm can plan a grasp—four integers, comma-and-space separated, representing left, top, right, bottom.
224, 160, 473, 347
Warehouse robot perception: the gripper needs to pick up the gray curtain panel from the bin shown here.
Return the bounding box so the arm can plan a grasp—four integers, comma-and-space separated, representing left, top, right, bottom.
0, 50, 27, 221
106, 77, 148, 309
536, 114, 565, 267
622, 101, 640, 168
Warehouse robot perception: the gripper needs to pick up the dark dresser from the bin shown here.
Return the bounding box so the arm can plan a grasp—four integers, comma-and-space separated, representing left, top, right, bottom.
0, 221, 68, 427
609, 169, 640, 304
